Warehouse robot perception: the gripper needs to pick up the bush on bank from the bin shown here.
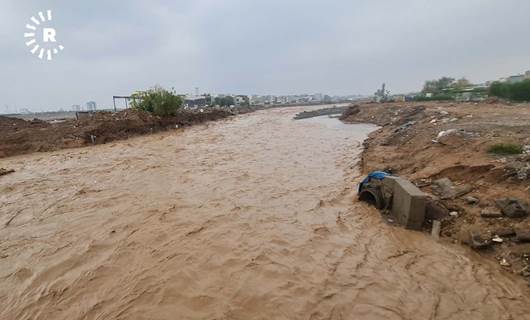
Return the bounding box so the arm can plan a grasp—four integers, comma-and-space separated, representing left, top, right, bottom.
488, 143, 523, 155
489, 80, 530, 102
131, 87, 183, 117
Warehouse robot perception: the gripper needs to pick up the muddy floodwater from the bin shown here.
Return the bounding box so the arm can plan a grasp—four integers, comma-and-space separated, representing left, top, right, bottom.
1, 106, 529, 320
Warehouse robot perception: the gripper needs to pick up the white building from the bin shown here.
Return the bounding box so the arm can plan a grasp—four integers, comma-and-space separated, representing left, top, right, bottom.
86, 101, 97, 111
506, 75, 525, 84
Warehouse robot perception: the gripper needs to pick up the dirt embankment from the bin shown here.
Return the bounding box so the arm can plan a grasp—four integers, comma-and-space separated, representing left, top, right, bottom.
342, 101, 530, 279
0, 108, 236, 158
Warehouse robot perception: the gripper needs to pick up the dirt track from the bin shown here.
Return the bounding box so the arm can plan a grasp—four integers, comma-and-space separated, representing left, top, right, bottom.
1, 107, 529, 319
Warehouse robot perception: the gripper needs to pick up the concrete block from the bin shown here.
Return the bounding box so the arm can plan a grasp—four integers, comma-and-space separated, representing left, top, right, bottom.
384, 176, 426, 230
76, 111, 93, 120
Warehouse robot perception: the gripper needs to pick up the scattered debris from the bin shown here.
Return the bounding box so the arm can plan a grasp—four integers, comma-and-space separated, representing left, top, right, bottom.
359, 172, 426, 230
470, 230, 491, 249
431, 220, 441, 240
495, 198, 529, 218
515, 229, 530, 243
480, 209, 503, 219
499, 258, 511, 267
492, 235, 503, 243
504, 160, 530, 180
434, 129, 477, 146
464, 196, 479, 205
393, 121, 416, 134
495, 227, 516, 237
425, 200, 450, 220
432, 177, 473, 200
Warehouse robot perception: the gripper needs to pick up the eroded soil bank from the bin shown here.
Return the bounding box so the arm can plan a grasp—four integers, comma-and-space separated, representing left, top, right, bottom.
342, 101, 530, 282
0, 108, 242, 159
1, 106, 529, 319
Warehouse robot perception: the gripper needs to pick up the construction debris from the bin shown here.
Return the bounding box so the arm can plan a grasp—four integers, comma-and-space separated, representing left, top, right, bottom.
432, 178, 473, 200
495, 198, 529, 218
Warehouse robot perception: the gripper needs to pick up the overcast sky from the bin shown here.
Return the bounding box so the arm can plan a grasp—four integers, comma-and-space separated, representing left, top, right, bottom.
2, 0, 530, 112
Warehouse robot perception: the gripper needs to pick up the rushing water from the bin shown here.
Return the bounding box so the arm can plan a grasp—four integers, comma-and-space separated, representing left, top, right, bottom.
0, 106, 528, 320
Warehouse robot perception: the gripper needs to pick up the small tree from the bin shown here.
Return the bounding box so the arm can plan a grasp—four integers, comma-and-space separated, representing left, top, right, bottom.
489, 81, 510, 99
422, 77, 455, 93
214, 96, 235, 107
453, 77, 471, 89
131, 87, 183, 116
489, 80, 530, 101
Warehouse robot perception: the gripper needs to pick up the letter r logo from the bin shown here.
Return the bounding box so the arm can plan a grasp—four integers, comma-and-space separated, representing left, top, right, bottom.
43, 28, 56, 42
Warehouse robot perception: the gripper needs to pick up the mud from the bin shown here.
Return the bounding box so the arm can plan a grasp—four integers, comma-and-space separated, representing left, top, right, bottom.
1, 107, 529, 319
0, 108, 235, 159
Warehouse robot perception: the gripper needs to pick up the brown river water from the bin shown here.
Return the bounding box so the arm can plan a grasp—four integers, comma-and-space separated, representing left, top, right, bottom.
0, 106, 529, 319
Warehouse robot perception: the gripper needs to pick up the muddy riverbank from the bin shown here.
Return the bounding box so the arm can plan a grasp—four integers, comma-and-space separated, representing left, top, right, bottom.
1, 106, 529, 319
341, 101, 530, 283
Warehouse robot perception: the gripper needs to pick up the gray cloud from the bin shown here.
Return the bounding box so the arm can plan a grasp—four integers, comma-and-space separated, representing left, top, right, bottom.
2, 0, 530, 111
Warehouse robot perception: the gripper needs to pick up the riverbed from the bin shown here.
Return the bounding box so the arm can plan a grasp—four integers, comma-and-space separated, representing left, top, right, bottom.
0, 106, 528, 319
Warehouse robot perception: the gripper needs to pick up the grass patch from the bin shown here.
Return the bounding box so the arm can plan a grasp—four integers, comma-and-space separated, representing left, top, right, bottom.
488, 143, 523, 155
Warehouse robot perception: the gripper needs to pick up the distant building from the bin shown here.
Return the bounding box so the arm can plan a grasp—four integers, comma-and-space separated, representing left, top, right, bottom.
506, 75, 525, 84
392, 95, 406, 102
235, 95, 249, 106
311, 93, 323, 102
525, 71, 530, 79
185, 96, 209, 109
86, 101, 97, 111
72, 104, 81, 111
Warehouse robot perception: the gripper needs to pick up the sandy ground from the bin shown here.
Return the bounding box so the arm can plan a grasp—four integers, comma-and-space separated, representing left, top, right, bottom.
341, 102, 530, 277
1, 107, 529, 320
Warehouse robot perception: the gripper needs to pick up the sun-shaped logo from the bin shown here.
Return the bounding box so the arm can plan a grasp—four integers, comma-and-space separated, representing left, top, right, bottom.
24, 10, 64, 61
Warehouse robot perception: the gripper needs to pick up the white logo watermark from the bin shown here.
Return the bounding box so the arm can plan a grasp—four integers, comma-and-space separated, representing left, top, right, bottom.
24, 10, 64, 61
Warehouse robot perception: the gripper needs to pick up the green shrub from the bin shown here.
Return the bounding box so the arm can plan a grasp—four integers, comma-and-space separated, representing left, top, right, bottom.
488, 143, 523, 155
489, 80, 530, 102
131, 87, 183, 117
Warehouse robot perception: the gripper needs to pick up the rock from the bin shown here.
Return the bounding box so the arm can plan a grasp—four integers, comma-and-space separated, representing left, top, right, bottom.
425, 200, 449, 220
480, 209, 503, 219
515, 229, 530, 242
495, 227, 516, 237
432, 178, 455, 199
454, 184, 473, 198
434, 129, 477, 146
464, 196, 479, 205
431, 220, 441, 240
495, 198, 530, 218
431, 178, 472, 200
449, 211, 459, 217
393, 121, 416, 134
499, 258, 511, 267
492, 235, 503, 243
438, 133, 464, 146
470, 230, 491, 249
504, 161, 530, 180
